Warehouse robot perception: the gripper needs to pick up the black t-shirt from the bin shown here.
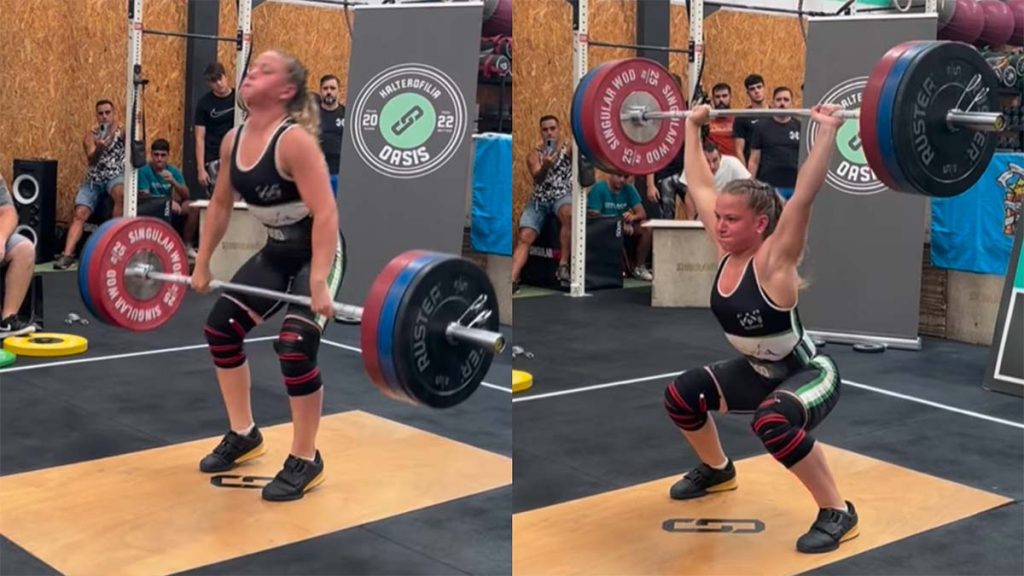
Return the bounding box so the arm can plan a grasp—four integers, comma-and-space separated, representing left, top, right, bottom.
750, 117, 801, 188
732, 113, 762, 160
319, 104, 346, 174
195, 90, 237, 164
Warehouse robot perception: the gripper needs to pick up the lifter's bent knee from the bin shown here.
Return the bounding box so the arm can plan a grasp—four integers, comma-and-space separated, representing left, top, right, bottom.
664, 368, 721, 432
751, 393, 814, 468
275, 316, 323, 397
204, 297, 257, 369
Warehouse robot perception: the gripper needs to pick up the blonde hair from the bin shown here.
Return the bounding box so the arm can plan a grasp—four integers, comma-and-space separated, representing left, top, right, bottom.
276, 50, 320, 139
720, 179, 785, 238
721, 179, 810, 289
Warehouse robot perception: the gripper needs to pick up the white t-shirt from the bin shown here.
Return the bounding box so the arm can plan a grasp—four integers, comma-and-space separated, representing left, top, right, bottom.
680, 155, 751, 189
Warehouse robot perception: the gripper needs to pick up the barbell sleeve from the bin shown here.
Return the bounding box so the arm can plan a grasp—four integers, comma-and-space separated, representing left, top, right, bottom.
623, 107, 1005, 131
126, 267, 506, 353
446, 325, 507, 353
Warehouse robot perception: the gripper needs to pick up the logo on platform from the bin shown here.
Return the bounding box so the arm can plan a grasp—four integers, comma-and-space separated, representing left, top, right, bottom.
662, 518, 765, 534
806, 77, 886, 196
350, 63, 466, 179
210, 475, 274, 489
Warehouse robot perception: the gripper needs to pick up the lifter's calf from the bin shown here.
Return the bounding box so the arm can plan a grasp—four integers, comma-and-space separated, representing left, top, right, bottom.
664, 370, 737, 499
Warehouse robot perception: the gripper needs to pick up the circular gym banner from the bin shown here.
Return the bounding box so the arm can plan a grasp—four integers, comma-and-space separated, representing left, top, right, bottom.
350, 63, 468, 180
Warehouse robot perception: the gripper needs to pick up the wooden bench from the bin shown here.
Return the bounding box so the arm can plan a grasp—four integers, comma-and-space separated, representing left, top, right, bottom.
191, 200, 266, 281
641, 219, 718, 308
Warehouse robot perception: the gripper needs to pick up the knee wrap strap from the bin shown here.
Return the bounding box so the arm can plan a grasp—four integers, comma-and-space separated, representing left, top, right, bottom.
751, 393, 814, 468
664, 368, 721, 432
274, 316, 323, 397
204, 298, 257, 369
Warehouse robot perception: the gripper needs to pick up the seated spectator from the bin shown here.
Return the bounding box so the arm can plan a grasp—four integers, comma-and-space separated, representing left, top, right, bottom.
586, 174, 652, 281
678, 139, 752, 218
0, 169, 38, 337
55, 99, 126, 270
512, 115, 574, 293
138, 138, 199, 256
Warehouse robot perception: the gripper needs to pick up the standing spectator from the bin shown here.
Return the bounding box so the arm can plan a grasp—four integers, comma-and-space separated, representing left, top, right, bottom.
643, 74, 686, 219
748, 87, 801, 199
318, 74, 345, 197
54, 99, 126, 270
138, 139, 198, 256
194, 62, 236, 198
733, 73, 767, 167
705, 83, 736, 157
512, 115, 574, 293
587, 174, 652, 281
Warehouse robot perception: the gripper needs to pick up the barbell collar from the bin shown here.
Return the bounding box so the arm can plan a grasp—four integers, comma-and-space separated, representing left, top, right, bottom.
126, 266, 505, 352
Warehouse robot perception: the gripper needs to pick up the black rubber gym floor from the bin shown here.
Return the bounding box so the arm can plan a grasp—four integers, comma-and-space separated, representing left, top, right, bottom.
0, 270, 512, 576
513, 286, 1024, 576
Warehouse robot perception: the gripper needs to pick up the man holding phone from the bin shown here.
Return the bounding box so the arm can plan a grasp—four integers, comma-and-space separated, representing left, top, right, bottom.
512, 115, 575, 292
54, 99, 126, 270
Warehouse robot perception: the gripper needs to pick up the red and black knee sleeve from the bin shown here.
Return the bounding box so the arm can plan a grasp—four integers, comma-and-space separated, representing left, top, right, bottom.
204, 298, 257, 369
664, 368, 721, 432
274, 316, 323, 397
751, 393, 814, 468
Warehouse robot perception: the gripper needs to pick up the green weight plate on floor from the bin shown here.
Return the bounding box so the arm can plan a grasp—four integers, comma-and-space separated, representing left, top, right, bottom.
0, 349, 16, 368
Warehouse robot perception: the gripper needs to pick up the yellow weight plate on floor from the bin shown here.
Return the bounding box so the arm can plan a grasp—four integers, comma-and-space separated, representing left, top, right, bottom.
513, 370, 533, 393
0, 349, 15, 367
3, 333, 88, 357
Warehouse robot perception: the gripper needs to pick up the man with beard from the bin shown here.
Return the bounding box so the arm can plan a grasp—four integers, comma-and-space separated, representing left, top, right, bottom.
748, 87, 802, 200
705, 83, 736, 158
733, 74, 767, 168
318, 74, 345, 197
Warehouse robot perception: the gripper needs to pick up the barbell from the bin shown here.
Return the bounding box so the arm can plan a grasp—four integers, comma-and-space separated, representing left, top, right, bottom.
571, 40, 1005, 198
77, 217, 504, 409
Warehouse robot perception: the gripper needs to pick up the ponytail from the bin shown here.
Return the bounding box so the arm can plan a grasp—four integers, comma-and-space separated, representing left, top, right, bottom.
289, 91, 321, 139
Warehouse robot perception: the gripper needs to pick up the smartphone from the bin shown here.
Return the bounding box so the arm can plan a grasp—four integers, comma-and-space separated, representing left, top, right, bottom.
98, 123, 109, 139
545, 137, 556, 155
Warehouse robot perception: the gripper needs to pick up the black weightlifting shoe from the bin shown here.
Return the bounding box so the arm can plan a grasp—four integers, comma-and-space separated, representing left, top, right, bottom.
262, 451, 326, 502
669, 459, 738, 500
797, 500, 860, 553
198, 427, 266, 473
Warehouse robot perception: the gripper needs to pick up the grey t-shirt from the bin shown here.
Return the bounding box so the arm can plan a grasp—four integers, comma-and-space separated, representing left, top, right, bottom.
0, 173, 11, 207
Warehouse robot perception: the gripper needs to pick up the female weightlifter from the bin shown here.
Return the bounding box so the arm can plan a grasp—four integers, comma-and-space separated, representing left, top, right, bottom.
191, 49, 344, 502
663, 104, 858, 552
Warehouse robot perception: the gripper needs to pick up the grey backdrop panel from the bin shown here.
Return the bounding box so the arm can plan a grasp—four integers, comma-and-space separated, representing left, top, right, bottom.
985, 221, 1024, 397
338, 3, 483, 305
799, 15, 937, 348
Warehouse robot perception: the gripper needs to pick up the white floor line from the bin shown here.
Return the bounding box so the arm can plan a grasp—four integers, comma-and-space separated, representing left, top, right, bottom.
0, 337, 513, 393
512, 370, 1024, 430
320, 339, 513, 393
0, 336, 279, 374
840, 378, 1024, 430
511, 371, 680, 403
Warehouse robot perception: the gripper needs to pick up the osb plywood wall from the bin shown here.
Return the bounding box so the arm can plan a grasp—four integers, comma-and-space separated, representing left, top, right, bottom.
0, 0, 353, 231
219, 2, 353, 103
0, 0, 187, 228
513, 0, 806, 228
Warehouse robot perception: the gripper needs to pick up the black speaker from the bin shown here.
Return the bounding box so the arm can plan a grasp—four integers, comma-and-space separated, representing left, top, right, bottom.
11, 159, 58, 264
